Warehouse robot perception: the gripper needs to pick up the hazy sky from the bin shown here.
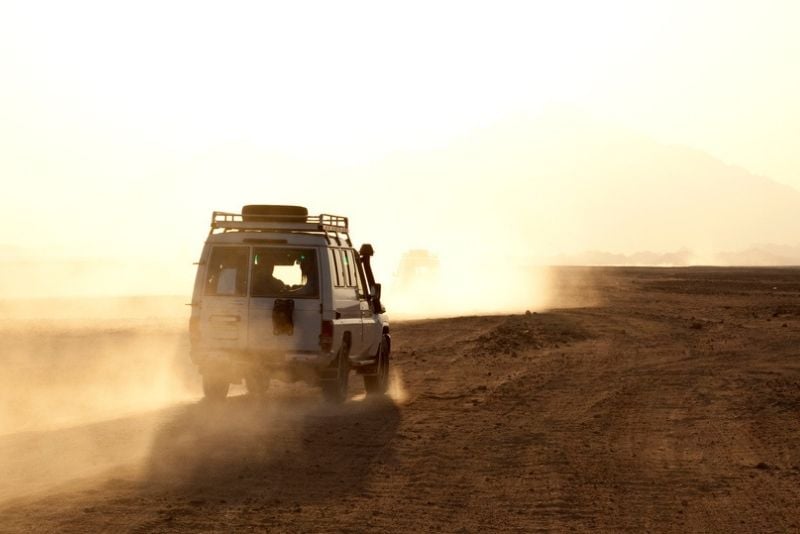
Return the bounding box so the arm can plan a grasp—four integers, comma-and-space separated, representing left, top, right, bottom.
1, 1, 799, 272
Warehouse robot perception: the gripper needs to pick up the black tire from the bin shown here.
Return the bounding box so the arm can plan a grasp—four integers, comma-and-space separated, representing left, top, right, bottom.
202, 374, 229, 401
364, 335, 391, 396
321, 341, 350, 404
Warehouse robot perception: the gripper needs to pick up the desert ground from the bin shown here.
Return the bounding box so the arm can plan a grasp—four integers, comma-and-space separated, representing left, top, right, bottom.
0, 267, 799, 532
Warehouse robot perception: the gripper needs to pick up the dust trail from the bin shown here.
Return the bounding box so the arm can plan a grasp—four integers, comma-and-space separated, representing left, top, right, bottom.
0, 326, 197, 436
0, 296, 198, 436
386, 259, 603, 320
0, 294, 411, 504
0, 295, 200, 502
0, 406, 181, 502
387, 368, 408, 403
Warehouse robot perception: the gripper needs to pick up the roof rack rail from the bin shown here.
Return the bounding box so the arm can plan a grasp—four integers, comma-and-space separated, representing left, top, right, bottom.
209, 211, 351, 245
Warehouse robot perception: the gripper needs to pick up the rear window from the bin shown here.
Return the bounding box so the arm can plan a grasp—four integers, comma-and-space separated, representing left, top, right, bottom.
251, 248, 319, 298
205, 246, 250, 296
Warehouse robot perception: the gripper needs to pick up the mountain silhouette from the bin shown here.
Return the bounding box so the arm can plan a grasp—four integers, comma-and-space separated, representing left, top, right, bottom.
353, 110, 800, 261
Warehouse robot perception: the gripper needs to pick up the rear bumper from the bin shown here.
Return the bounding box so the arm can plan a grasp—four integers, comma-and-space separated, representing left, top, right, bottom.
191, 347, 336, 377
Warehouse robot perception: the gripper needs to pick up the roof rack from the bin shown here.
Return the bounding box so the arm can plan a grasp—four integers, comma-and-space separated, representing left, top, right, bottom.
209, 211, 351, 245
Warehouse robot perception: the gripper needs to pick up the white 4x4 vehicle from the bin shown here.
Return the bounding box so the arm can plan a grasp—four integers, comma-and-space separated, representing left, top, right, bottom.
189, 205, 390, 403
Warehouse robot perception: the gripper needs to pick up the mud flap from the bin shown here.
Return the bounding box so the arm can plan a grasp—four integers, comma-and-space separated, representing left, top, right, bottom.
272, 298, 295, 335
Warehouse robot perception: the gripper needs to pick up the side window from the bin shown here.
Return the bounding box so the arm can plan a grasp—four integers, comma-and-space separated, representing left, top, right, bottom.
328, 248, 340, 286
337, 249, 350, 287
345, 250, 359, 289
354, 254, 367, 298
339, 249, 351, 286
205, 246, 250, 296
331, 248, 349, 287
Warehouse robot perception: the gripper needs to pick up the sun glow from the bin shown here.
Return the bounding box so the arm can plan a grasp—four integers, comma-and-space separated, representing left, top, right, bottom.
1, 1, 800, 298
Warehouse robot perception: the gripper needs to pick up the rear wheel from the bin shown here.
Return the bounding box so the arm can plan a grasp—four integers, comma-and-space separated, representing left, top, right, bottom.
202, 374, 229, 401
364, 335, 391, 396
321, 341, 350, 403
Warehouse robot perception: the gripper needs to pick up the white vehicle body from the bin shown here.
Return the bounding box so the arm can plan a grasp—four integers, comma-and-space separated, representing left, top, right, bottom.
189, 206, 390, 401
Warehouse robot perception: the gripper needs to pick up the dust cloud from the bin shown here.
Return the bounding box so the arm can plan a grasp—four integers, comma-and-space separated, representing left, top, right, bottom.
0, 293, 412, 504
383, 250, 599, 319
386, 368, 408, 404
0, 296, 197, 436
0, 296, 203, 502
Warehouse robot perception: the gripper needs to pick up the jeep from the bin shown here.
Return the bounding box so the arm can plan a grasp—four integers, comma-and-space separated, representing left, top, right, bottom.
188, 205, 390, 403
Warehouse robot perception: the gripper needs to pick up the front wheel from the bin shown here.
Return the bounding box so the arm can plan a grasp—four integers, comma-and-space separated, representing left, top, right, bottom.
202, 374, 229, 401
364, 335, 391, 396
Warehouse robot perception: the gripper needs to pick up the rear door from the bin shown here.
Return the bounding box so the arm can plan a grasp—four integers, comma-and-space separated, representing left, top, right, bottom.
247, 247, 322, 352
199, 245, 251, 350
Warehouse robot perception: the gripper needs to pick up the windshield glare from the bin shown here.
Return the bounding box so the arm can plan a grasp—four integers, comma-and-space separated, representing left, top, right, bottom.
251, 247, 319, 298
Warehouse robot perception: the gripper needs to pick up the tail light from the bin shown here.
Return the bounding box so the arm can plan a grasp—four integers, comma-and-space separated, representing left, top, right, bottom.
319, 320, 333, 352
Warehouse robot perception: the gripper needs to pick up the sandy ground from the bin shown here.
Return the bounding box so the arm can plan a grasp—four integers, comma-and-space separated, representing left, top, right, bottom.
0, 267, 799, 532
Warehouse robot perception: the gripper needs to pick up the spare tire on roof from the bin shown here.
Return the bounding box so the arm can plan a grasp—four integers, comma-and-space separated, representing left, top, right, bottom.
242, 205, 308, 222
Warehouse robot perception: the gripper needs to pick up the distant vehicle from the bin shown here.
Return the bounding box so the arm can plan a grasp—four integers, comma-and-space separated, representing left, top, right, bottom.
394, 249, 440, 290
189, 205, 390, 403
